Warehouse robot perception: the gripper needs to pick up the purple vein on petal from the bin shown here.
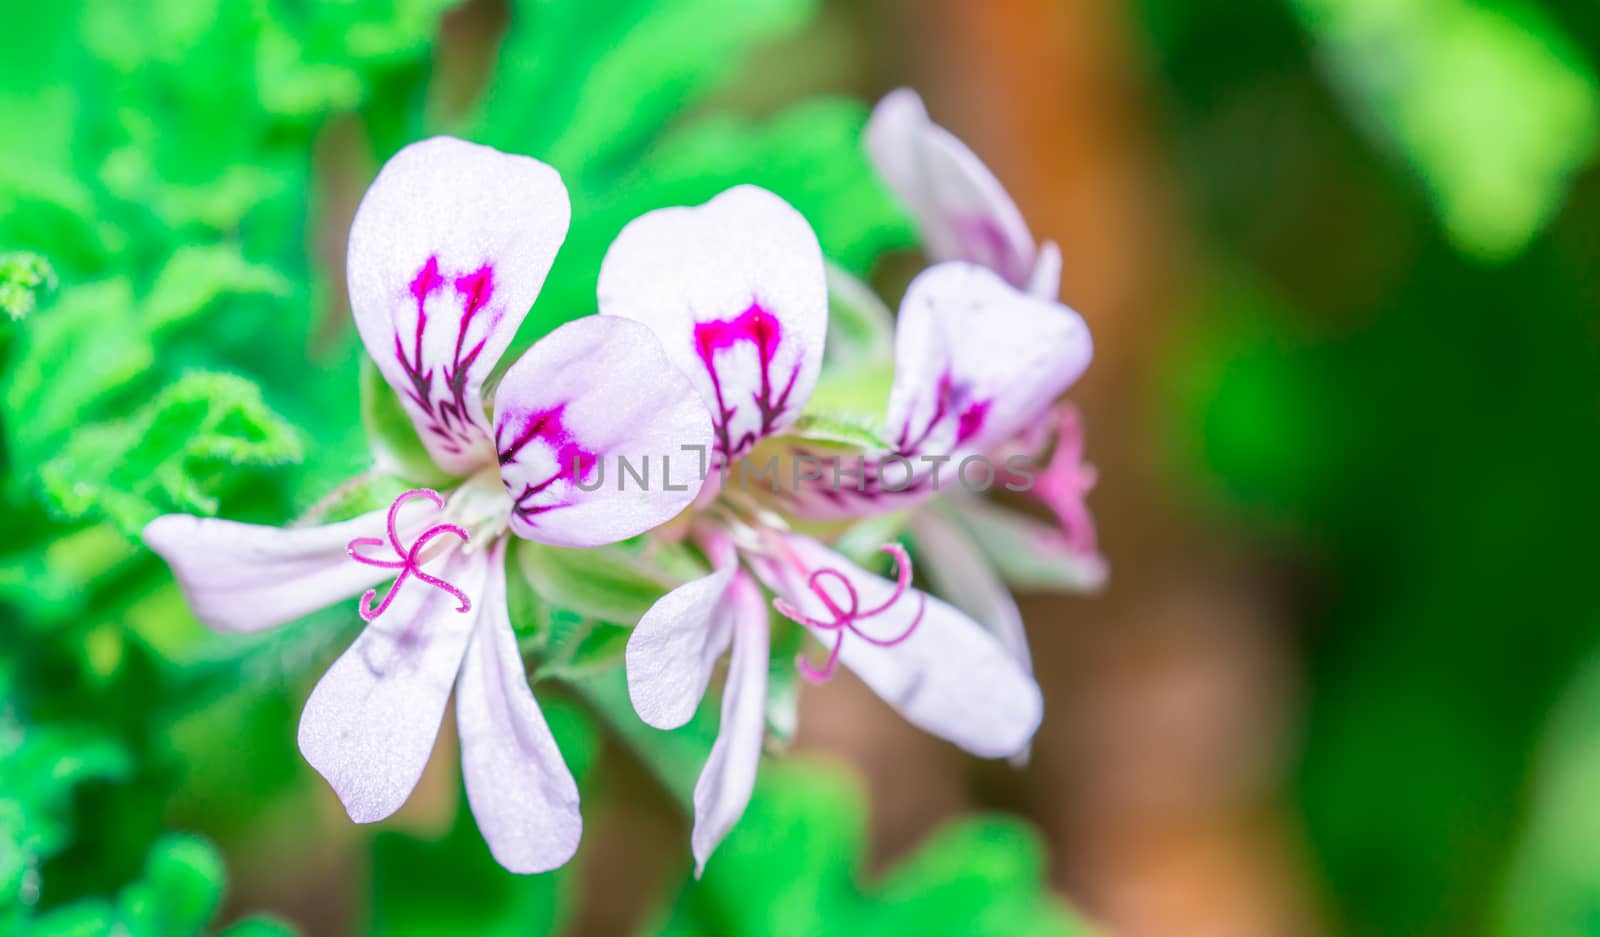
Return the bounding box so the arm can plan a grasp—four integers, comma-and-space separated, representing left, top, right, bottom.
692, 301, 801, 462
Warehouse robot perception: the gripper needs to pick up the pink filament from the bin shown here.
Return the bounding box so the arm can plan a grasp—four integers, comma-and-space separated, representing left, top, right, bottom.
346, 488, 471, 621
772, 543, 925, 684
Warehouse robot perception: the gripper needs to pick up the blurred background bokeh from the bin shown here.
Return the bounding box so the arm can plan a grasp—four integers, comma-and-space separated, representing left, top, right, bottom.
4, 1, 1600, 936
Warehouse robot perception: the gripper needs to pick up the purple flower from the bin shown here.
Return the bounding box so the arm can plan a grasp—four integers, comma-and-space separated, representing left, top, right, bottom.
144, 137, 712, 874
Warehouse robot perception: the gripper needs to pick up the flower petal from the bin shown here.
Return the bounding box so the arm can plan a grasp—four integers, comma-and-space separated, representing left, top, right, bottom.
886, 262, 1091, 460
297, 546, 487, 823
908, 509, 1031, 676
778, 263, 1092, 519
751, 533, 1041, 759
143, 509, 395, 633
626, 533, 739, 731
867, 88, 1037, 288
348, 136, 571, 475
1027, 240, 1062, 300
944, 493, 1108, 593
457, 542, 582, 874
691, 572, 769, 876
493, 316, 714, 547
598, 185, 827, 464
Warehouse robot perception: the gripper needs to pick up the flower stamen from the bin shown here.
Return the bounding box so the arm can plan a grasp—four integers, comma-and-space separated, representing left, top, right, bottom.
347, 488, 472, 621
773, 543, 924, 683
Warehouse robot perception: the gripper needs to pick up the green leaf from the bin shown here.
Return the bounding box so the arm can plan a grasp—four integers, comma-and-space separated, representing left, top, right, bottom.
26, 834, 289, 937
1289, 0, 1599, 260
477, 0, 813, 169
869, 819, 1091, 937
654, 762, 1096, 937
214, 919, 298, 937
515, 539, 689, 627
1496, 654, 1600, 937
3, 278, 151, 468
561, 668, 719, 807
821, 263, 895, 373
116, 835, 226, 937
38, 370, 303, 533
141, 244, 290, 335
523, 100, 914, 343
0, 252, 57, 321
539, 0, 815, 174
27, 901, 116, 937
0, 722, 130, 911
785, 413, 891, 453
626, 100, 914, 276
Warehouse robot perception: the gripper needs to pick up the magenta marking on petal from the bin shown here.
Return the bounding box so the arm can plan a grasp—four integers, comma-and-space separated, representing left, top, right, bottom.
895, 368, 990, 457
955, 399, 991, 444
953, 214, 1028, 286
391, 257, 501, 459
771, 543, 924, 684
346, 488, 472, 620
410, 255, 445, 305
692, 302, 801, 461
454, 264, 494, 318
495, 404, 601, 525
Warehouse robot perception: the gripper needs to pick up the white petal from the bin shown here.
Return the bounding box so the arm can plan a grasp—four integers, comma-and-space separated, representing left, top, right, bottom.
867, 88, 1037, 287
909, 509, 1031, 676
625, 537, 739, 730
493, 315, 714, 547
752, 533, 1041, 758
886, 262, 1091, 460
457, 543, 582, 874
691, 573, 769, 875
143, 509, 394, 633
297, 546, 487, 823
349, 136, 571, 475
780, 263, 1092, 520
1027, 240, 1062, 300
598, 185, 827, 463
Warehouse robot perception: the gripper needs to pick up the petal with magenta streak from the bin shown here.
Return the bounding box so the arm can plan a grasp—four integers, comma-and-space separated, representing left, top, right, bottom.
886, 262, 1091, 461
598, 186, 826, 464
867, 88, 1038, 289
348, 136, 570, 475
780, 262, 1091, 519
493, 316, 713, 548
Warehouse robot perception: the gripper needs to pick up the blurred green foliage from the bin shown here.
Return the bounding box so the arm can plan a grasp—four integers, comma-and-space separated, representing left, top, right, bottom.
1141, 0, 1600, 935
1290, 0, 1598, 260
654, 763, 1088, 937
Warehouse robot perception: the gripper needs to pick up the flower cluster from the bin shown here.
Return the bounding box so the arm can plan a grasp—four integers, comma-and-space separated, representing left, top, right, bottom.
145, 90, 1102, 876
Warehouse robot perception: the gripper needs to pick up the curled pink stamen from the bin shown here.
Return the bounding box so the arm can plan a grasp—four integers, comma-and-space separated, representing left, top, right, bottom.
346, 488, 472, 621
773, 543, 924, 684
